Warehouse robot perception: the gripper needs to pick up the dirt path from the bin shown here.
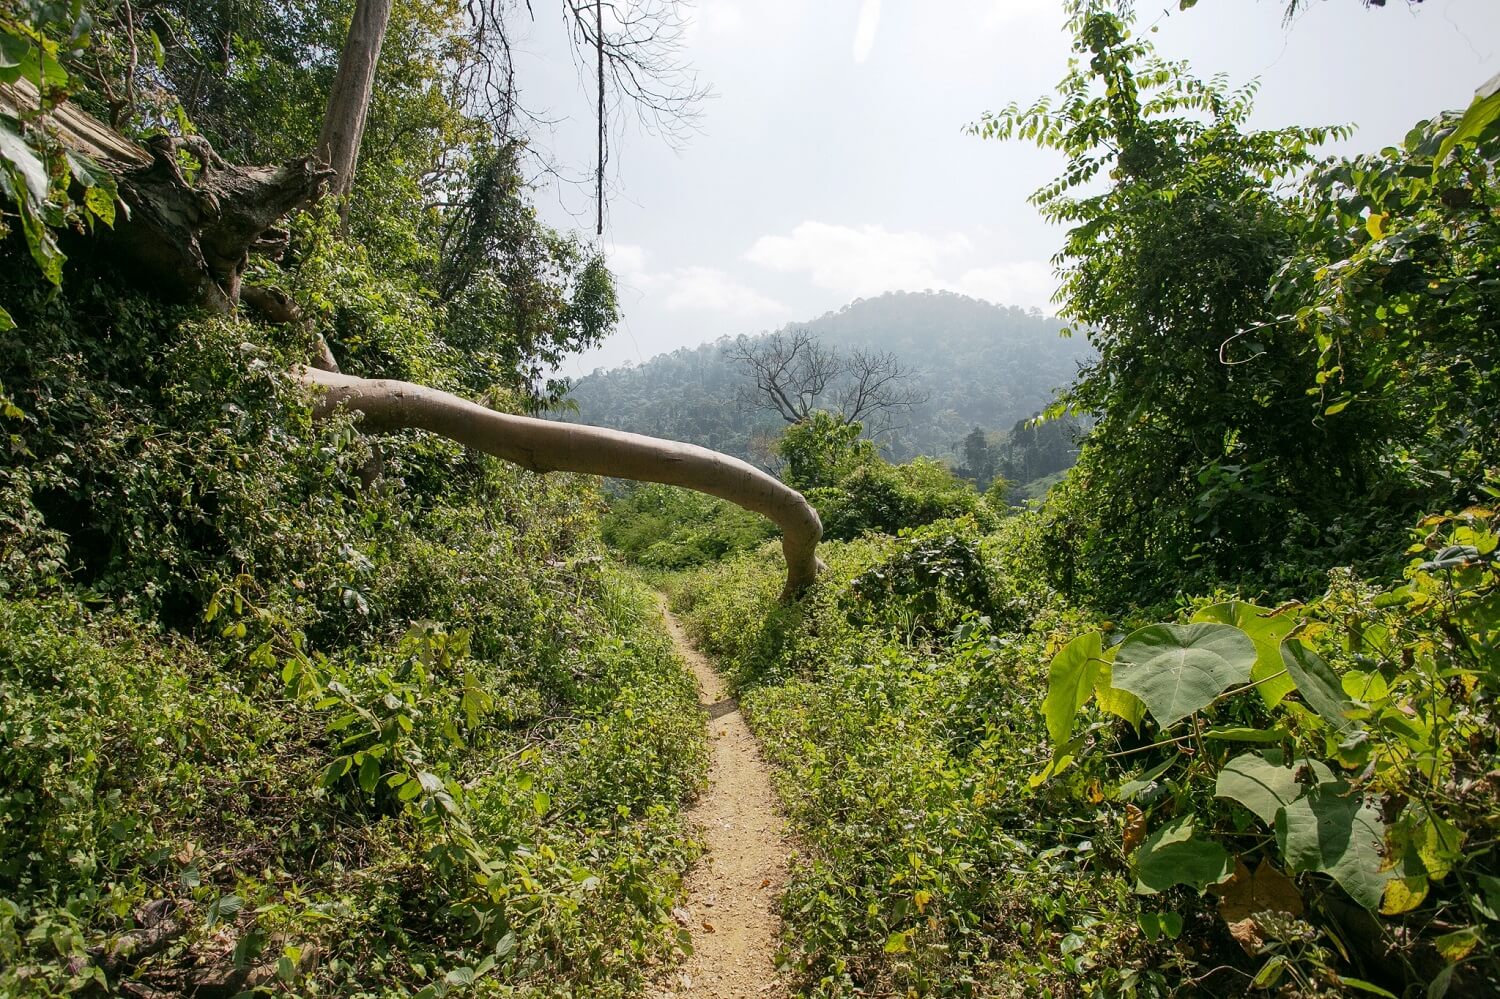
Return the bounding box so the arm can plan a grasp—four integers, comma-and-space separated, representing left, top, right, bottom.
651, 601, 792, 999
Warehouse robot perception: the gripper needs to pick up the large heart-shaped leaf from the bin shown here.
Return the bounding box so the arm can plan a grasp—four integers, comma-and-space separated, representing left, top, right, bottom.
1112, 623, 1257, 727
1133, 815, 1233, 894
1041, 631, 1105, 747
1215, 750, 1334, 825
1094, 660, 1146, 730
1192, 602, 1297, 706
1280, 641, 1356, 732
1276, 782, 1391, 910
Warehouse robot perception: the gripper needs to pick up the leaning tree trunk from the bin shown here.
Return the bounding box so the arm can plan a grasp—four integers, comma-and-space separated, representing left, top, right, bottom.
315, 0, 393, 200
300, 368, 824, 599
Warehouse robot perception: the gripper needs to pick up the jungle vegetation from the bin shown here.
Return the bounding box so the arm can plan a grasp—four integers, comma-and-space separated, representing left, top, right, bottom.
1, 0, 1497, 997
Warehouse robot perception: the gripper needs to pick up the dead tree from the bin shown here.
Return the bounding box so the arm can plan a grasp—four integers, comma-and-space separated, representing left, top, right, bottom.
301, 368, 823, 598
727, 329, 928, 430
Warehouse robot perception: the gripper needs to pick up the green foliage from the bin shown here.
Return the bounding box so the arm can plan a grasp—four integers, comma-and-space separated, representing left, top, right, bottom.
1030, 504, 1499, 992
568, 291, 1087, 467
601, 482, 775, 571
971, 0, 1442, 603
670, 527, 1176, 996
1, 5, 120, 293
0, 208, 698, 997
778, 412, 988, 542
664, 491, 1499, 996
778, 411, 878, 493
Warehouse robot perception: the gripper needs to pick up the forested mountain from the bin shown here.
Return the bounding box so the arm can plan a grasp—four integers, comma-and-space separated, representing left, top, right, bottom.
565, 290, 1090, 465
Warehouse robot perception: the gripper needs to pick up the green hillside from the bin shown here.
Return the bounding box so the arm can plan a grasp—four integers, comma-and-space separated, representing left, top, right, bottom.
566, 291, 1089, 465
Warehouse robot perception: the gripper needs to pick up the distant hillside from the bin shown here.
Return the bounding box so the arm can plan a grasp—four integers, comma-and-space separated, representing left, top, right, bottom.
564, 290, 1091, 465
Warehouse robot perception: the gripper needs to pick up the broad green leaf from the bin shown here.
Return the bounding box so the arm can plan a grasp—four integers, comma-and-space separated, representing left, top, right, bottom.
1133, 815, 1232, 894
1094, 660, 1146, 729
1280, 641, 1356, 731
1041, 631, 1105, 746
1216, 751, 1322, 825
0, 117, 49, 204
1436, 85, 1500, 168
0, 304, 13, 332
0, 33, 27, 83
1191, 601, 1297, 706
1252, 955, 1288, 990
532, 791, 551, 817
1342, 670, 1389, 703
357, 755, 380, 794
1276, 782, 1391, 910
1112, 622, 1256, 727
1472, 874, 1500, 922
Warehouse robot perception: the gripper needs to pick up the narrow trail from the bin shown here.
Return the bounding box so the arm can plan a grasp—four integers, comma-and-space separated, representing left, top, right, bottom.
651, 600, 793, 999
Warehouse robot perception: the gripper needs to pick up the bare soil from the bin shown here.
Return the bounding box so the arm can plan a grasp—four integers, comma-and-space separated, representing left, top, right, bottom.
650, 601, 793, 999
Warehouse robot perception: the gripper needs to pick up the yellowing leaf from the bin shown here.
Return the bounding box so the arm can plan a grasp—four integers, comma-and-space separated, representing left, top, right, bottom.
1380, 875, 1429, 915
1365, 212, 1387, 240
1123, 804, 1147, 855
1434, 928, 1480, 961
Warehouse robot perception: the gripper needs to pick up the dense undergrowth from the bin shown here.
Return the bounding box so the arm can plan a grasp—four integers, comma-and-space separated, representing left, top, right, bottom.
668, 507, 1498, 998
0, 252, 706, 997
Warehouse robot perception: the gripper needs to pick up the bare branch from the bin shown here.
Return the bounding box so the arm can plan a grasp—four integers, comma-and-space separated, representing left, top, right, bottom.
728, 331, 927, 430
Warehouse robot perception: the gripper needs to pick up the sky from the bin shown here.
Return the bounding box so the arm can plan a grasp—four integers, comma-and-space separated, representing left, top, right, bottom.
505, 0, 1500, 375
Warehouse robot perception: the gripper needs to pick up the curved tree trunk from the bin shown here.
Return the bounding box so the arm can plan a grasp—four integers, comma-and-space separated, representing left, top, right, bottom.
299, 367, 824, 599
2, 27, 826, 599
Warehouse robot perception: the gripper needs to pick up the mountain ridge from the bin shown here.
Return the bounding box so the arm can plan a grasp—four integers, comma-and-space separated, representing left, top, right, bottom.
564, 289, 1091, 465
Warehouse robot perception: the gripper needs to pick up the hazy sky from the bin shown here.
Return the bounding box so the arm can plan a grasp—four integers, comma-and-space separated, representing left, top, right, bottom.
507, 0, 1500, 375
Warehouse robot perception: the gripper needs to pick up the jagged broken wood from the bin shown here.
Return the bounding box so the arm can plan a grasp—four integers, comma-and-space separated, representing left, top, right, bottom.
299, 367, 824, 599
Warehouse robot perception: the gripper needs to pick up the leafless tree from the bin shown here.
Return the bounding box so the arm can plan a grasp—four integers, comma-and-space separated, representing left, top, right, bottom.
727, 329, 928, 430
835, 348, 928, 430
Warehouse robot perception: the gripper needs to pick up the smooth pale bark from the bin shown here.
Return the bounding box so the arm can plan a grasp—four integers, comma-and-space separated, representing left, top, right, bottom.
299, 367, 824, 599
315, 0, 393, 198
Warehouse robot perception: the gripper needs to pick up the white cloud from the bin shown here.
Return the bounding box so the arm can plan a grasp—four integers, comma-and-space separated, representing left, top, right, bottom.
659, 265, 786, 315
607, 242, 785, 318
746, 221, 967, 297
744, 221, 1054, 310
852, 0, 882, 63
954, 261, 1057, 311
606, 242, 648, 279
